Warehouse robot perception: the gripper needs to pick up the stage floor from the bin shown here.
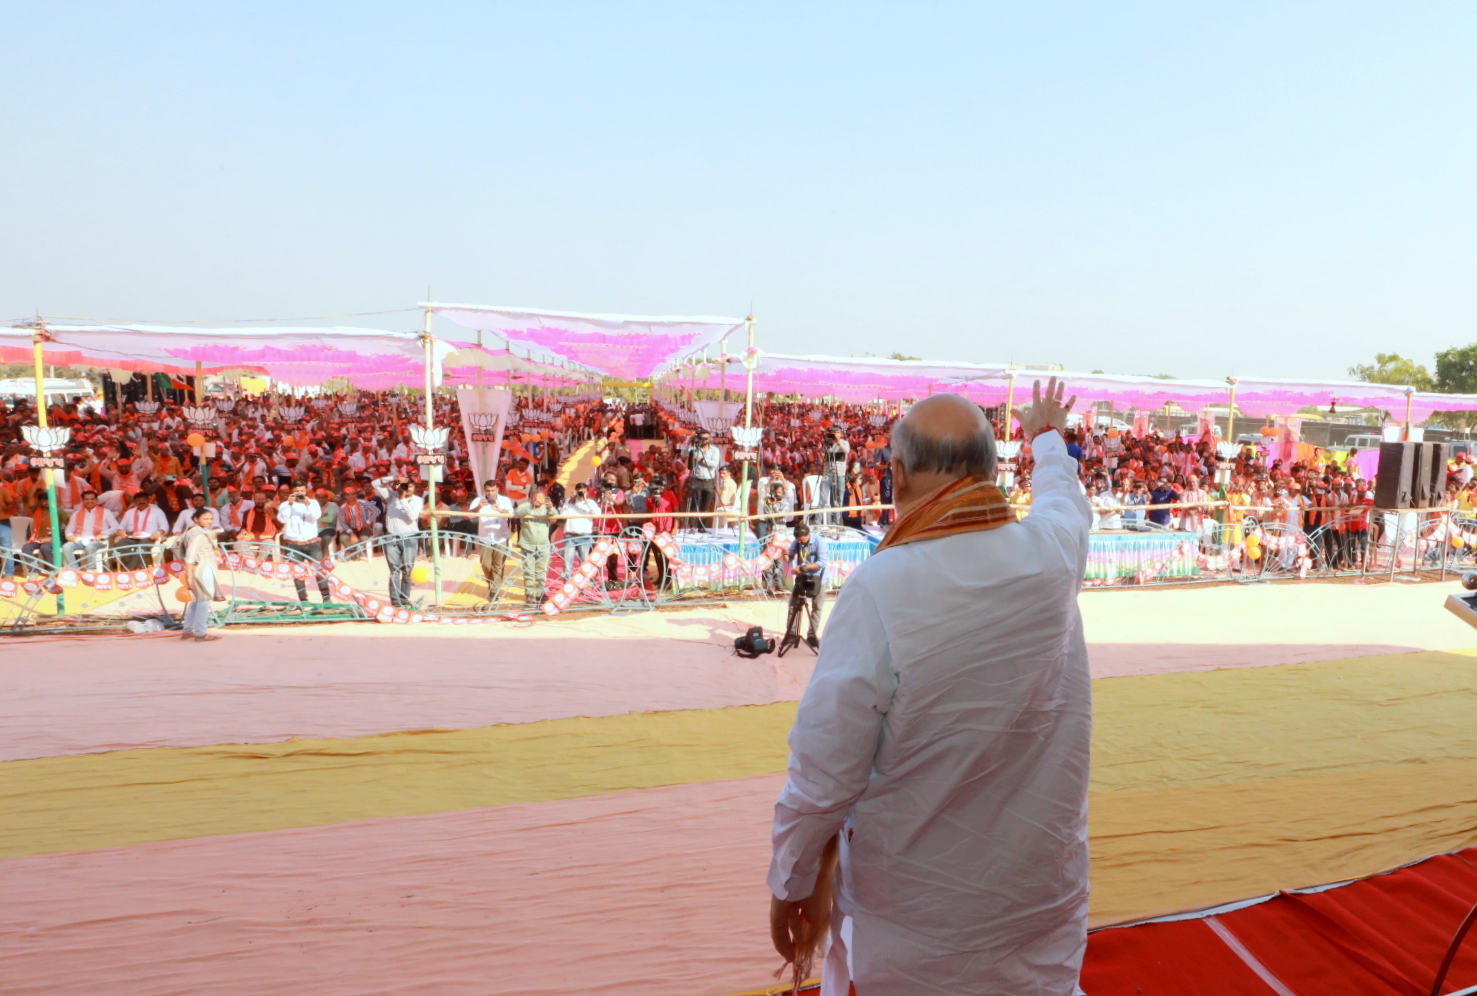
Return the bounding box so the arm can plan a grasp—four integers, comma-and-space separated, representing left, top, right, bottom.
4, 581, 1477, 995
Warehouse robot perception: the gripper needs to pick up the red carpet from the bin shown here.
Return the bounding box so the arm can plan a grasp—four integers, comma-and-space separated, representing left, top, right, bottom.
1082, 848, 1477, 996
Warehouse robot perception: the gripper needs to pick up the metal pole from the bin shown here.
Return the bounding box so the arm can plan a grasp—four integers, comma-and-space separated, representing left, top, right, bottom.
1226, 377, 1238, 446
1404, 387, 1414, 442
719, 336, 729, 403
1004, 369, 1018, 440
739, 315, 756, 563
32, 330, 64, 609
422, 307, 442, 606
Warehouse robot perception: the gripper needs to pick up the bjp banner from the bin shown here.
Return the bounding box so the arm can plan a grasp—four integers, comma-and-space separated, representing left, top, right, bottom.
456, 385, 513, 491
692, 400, 741, 435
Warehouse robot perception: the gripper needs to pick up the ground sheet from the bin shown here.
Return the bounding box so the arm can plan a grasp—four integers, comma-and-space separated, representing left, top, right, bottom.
3, 581, 1477, 995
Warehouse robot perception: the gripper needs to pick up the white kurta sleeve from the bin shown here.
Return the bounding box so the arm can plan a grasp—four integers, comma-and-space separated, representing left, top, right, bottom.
1021, 430, 1092, 569
769, 581, 896, 901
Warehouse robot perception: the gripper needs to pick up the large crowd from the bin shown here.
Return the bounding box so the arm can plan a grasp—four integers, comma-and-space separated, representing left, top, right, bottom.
5, 387, 1476, 608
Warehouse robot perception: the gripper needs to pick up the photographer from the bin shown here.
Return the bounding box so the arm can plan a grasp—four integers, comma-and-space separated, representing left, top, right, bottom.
515, 486, 556, 607
783, 522, 828, 650
372, 474, 424, 609
818, 427, 850, 524
684, 429, 721, 531
276, 483, 334, 606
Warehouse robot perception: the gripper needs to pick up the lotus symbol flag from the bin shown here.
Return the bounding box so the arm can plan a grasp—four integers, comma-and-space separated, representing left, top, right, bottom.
731, 425, 764, 448
134, 401, 161, 416
337, 401, 360, 417
409, 425, 451, 452
213, 398, 237, 414
181, 405, 216, 428
278, 406, 306, 423
22, 424, 71, 453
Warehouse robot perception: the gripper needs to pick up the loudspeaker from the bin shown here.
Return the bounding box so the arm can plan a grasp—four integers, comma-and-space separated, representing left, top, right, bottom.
1375, 441, 1448, 508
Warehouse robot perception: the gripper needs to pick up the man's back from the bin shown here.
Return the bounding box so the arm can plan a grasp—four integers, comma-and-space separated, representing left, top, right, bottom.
770, 427, 1091, 996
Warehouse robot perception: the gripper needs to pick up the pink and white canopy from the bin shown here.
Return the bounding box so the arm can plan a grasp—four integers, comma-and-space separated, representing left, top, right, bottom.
426, 302, 746, 382
709, 352, 1477, 420
0, 323, 445, 386
699, 353, 1011, 404
0, 323, 597, 392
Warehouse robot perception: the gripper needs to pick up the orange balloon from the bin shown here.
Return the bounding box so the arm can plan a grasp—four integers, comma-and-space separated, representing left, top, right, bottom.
175, 587, 193, 602
186, 432, 205, 448
281, 435, 295, 447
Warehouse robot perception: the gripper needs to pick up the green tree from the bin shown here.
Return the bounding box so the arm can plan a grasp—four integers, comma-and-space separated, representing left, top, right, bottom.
888, 351, 922, 361
1431, 345, 1477, 430
1348, 353, 1433, 390
1434, 345, 1477, 394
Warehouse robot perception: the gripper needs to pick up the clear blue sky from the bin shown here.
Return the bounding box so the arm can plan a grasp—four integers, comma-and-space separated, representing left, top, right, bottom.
3, 2, 1473, 380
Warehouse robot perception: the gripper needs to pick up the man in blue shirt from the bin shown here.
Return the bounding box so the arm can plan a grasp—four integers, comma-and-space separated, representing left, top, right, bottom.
784, 523, 829, 651
1148, 478, 1181, 528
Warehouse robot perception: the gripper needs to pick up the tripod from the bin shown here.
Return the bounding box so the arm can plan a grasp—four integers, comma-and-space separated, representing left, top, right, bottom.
777, 572, 823, 657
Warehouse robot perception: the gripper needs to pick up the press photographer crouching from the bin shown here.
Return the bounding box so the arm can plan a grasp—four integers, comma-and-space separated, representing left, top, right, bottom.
778, 522, 828, 655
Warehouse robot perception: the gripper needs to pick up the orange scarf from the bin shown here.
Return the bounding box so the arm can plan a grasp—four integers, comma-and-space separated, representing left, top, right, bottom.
876, 473, 1013, 552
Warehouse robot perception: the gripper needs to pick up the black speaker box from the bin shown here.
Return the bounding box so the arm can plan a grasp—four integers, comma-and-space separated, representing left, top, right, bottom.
1374, 441, 1447, 508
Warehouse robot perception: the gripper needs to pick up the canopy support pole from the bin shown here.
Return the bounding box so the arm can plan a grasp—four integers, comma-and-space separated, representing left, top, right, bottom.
32, 329, 64, 610
1226, 377, 1238, 449
1404, 388, 1415, 441
739, 315, 757, 565
422, 307, 442, 608
195, 361, 203, 403
1004, 369, 1018, 441
720, 336, 729, 403
146, 369, 154, 402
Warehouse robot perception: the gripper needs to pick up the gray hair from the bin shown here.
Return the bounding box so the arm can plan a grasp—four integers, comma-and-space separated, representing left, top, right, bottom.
891, 414, 997, 480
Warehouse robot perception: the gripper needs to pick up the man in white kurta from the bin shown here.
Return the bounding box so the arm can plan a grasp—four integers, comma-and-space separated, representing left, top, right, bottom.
769, 383, 1092, 996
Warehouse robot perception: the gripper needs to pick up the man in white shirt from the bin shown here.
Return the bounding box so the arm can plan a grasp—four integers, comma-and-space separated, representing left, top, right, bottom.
467, 479, 515, 592
217, 488, 255, 542
172, 493, 222, 539
560, 481, 601, 571
276, 483, 333, 604
1089, 478, 1123, 531
372, 474, 425, 608
63, 490, 119, 570
769, 381, 1091, 996
113, 491, 170, 569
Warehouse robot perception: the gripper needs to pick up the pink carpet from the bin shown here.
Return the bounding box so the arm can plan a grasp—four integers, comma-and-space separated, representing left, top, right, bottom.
0, 775, 787, 996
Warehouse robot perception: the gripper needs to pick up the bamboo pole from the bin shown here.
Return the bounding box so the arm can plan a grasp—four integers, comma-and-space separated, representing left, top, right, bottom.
31, 329, 64, 607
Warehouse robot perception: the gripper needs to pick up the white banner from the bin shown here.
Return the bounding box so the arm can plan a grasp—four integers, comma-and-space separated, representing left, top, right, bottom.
456, 386, 513, 491
693, 400, 741, 434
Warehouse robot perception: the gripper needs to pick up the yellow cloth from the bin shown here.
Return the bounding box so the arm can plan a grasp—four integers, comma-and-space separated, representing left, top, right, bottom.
6, 650, 1477, 925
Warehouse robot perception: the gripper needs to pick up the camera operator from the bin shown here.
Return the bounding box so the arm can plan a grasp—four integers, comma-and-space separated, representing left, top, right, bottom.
596, 472, 627, 588
276, 482, 334, 605
515, 486, 556, 607
642, 475, 678, 589
684, 429, 721, 531
757, 479, 793, 594
783, 522, 828, 650
818, 427, 850, 525
372, 473, 424, 609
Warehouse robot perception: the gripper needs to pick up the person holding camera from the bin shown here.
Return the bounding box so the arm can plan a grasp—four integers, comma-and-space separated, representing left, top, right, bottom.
372, 474, 424, 609
818, 427, 850, 524
515, 486, 555, 607
684, 429, 721, 531
276, 483, 333, 606
783, 522, 828, 650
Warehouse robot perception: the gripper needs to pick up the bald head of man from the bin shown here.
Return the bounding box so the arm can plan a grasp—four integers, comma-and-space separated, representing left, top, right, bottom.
889, 393, 996, 515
